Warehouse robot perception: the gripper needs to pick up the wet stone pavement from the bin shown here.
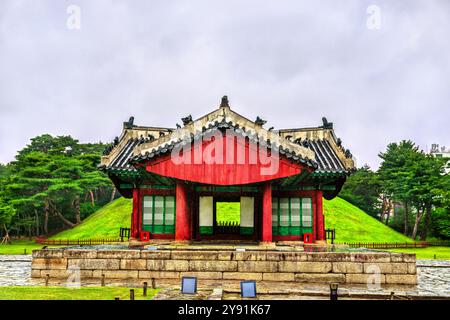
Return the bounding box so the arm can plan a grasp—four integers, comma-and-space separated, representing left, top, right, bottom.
416, 260, 450, 296
0, 255, 449, 298
0, 255, 32, 286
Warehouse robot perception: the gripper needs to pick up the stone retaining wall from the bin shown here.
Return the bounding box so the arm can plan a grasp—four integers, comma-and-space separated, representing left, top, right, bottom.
31, 249, 417, 285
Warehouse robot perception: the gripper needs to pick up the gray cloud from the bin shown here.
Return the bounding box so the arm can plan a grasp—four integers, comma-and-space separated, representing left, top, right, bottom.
0, 0, 449, 168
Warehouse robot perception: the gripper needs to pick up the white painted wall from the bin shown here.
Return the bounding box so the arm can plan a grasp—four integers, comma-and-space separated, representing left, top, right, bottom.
199, 196, 213, 227
240, 197, 254, 227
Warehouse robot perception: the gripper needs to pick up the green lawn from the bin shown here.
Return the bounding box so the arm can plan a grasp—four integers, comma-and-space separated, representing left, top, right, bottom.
382, 247, 450, 260
324, 197, 413, 243
0, 240, 64, 255
0, 286, 158, 300
216, 202, 240, 224
51, 197, 132, 240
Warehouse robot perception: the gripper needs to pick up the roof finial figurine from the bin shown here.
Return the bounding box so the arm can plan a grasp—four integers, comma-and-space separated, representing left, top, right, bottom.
302, 138, 310, 148
220, 95, 230, 108
181, 115, 193, 126
176, 123, 181, 129
321, 117, 333, 129
255, 116, 267, 126
123, 116, 135, 129
345, 149, 352, 158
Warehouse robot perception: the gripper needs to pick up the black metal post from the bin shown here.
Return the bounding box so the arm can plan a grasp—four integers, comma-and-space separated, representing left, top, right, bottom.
143, 282, 148, 297
330, 283, 338, 300
130, 289, 135, 300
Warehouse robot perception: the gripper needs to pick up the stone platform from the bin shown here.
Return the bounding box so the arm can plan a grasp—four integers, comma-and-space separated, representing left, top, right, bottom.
31, 242, 418, 286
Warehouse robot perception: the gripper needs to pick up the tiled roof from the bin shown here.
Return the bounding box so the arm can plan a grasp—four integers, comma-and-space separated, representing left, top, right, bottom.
99, 138, 140, 173
305, 139, 348, 173
100, 130, 353, 175
129, 119, 319, 169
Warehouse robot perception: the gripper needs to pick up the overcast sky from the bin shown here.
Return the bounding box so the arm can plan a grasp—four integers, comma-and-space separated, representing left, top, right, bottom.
0, 0, 449, 169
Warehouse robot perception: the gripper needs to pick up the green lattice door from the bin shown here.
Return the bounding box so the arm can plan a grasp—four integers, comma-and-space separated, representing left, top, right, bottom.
142, 195, 175, 234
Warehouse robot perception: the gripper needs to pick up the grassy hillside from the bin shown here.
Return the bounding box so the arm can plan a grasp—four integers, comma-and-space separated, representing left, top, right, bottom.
324, 197, 412, 243
51, 196, 412, 243
51, 197, 132, 240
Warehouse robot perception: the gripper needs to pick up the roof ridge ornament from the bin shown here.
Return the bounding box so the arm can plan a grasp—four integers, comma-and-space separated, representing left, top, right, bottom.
321, 117, 333, 129
181, 115, 193, 126
123, 116, 135, 129
255, 116, 267, 126
220, 95, 230, 108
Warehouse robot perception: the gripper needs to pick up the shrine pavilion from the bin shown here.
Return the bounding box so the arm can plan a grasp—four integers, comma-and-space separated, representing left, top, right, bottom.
99, 96, 356, 243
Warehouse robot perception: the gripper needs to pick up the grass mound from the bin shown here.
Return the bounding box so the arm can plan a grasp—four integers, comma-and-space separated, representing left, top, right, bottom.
51, 197, 132, 240
324, 197, 412, 243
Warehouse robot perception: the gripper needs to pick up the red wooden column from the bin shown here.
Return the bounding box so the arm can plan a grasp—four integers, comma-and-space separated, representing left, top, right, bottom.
175, 181, 190, 241
316, 190, 325, 241
312, 195, 317, 242
137, 189, 144, 237
261, 182, 273, 242
131, 188, 140, 239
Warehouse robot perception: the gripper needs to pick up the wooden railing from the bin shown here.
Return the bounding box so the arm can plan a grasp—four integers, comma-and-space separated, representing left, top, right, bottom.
336, 241, 450, 249
120, 227, 131, 241
35, 237, 121, 246
215, 221, 240, 234
35, 227, 132, 246
325, 228, 336, 244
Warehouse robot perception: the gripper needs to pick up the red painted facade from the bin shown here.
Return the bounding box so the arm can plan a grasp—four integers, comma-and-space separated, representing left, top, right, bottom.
144, 133, 308, 185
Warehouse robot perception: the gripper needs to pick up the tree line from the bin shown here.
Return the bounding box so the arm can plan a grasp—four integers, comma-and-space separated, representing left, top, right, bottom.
340, 140, 450, 240
0, 134, 115, 240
